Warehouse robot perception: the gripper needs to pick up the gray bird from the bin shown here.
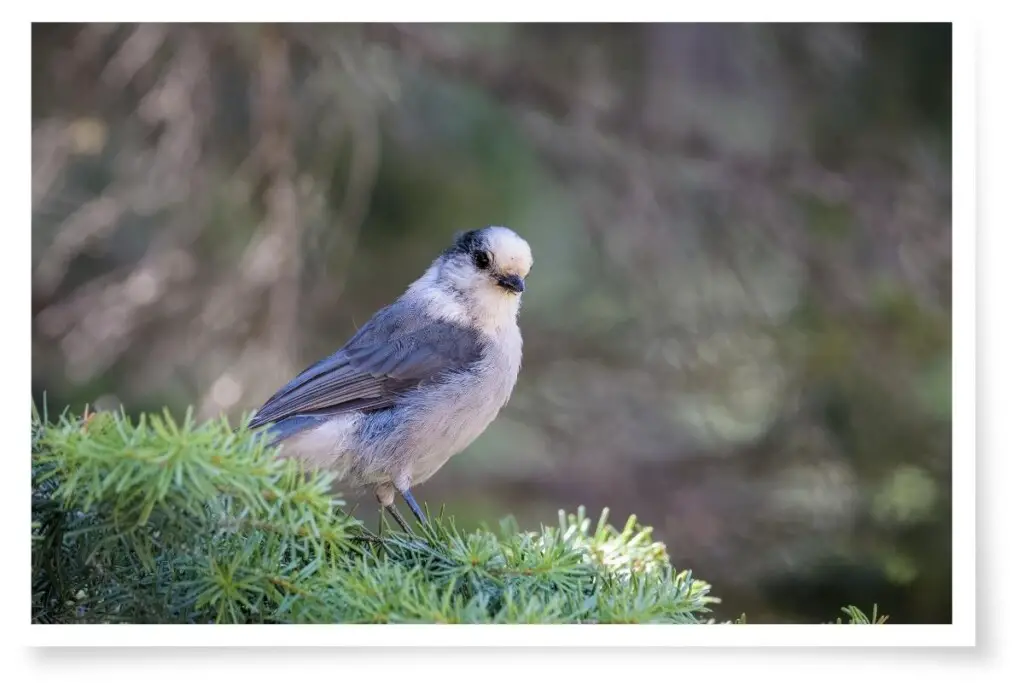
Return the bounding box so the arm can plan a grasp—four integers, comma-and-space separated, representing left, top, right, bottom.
246, 226, 533, 533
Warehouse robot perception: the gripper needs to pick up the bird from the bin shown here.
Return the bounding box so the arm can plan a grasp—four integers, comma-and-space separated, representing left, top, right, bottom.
245, 226, 533, 534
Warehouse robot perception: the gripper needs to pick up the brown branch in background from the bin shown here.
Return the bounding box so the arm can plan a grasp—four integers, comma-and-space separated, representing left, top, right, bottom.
336, 111, 380, 265
31, 24, 166, 273
34, 196, 126, 297
362, 23, 853, 206
255, 26, 302, 369
196, 25, 306, 419
100, 23, 167, 90
31, 120, 74, 212
283, 24, 385, 308
366, 24, 949, 322
363, 23, 574, 120
362, 24, 707, 150
315, 105, 380, 307
34, 28, 213, 389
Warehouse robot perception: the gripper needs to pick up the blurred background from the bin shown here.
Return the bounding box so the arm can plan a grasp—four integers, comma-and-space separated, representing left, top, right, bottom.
31, 23, 952, 624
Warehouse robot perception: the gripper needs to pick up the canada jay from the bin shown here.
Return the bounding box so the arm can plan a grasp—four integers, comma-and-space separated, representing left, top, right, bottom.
246, 226, 533, 533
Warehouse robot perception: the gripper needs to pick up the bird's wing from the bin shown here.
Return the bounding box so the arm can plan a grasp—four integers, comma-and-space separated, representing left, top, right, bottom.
246, 303, 484, 430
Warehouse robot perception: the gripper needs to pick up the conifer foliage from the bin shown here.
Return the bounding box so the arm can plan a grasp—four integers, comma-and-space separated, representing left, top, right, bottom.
31, 404, 721, 624
32, 403, 887, 625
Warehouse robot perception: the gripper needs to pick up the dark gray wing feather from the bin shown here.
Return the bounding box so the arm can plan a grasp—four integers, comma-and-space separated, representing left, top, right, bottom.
247, 301, 484, 430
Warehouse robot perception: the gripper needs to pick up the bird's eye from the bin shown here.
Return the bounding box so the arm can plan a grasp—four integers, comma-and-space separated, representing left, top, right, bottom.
473, 250, 491, 270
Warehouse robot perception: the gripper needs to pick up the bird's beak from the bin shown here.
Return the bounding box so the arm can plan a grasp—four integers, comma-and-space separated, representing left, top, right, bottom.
496, 273, 526, 293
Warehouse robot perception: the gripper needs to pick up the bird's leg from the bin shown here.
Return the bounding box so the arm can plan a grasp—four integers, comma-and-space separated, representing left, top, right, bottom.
385, 504, 415, 535
375, 482, 415, 535
401, 489, 427, 527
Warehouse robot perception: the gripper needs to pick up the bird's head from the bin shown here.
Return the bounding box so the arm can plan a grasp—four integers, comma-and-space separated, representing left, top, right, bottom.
440, 225, 532, 292
403, 226, 533, 333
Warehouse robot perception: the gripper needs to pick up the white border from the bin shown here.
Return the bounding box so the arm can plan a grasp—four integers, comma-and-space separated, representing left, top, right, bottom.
949, 13, 977, 643
9, 3, 993, 667
24, 624, 974, 648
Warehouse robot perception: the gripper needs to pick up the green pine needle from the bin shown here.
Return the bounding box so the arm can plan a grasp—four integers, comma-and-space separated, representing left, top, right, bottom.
31, 403, 882, 625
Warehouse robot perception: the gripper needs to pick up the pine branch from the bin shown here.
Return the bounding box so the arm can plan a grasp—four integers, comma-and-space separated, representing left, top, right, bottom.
30, 403, 884, 625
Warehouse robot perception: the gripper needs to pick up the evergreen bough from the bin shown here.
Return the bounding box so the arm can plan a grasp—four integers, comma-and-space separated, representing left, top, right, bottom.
31, 402, 885, 625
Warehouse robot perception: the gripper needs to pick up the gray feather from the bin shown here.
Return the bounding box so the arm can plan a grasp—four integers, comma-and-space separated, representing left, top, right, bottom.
247, 300, 484, 430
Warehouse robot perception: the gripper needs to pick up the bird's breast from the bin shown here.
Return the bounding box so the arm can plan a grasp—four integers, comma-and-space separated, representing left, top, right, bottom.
404, 330, 522, 482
